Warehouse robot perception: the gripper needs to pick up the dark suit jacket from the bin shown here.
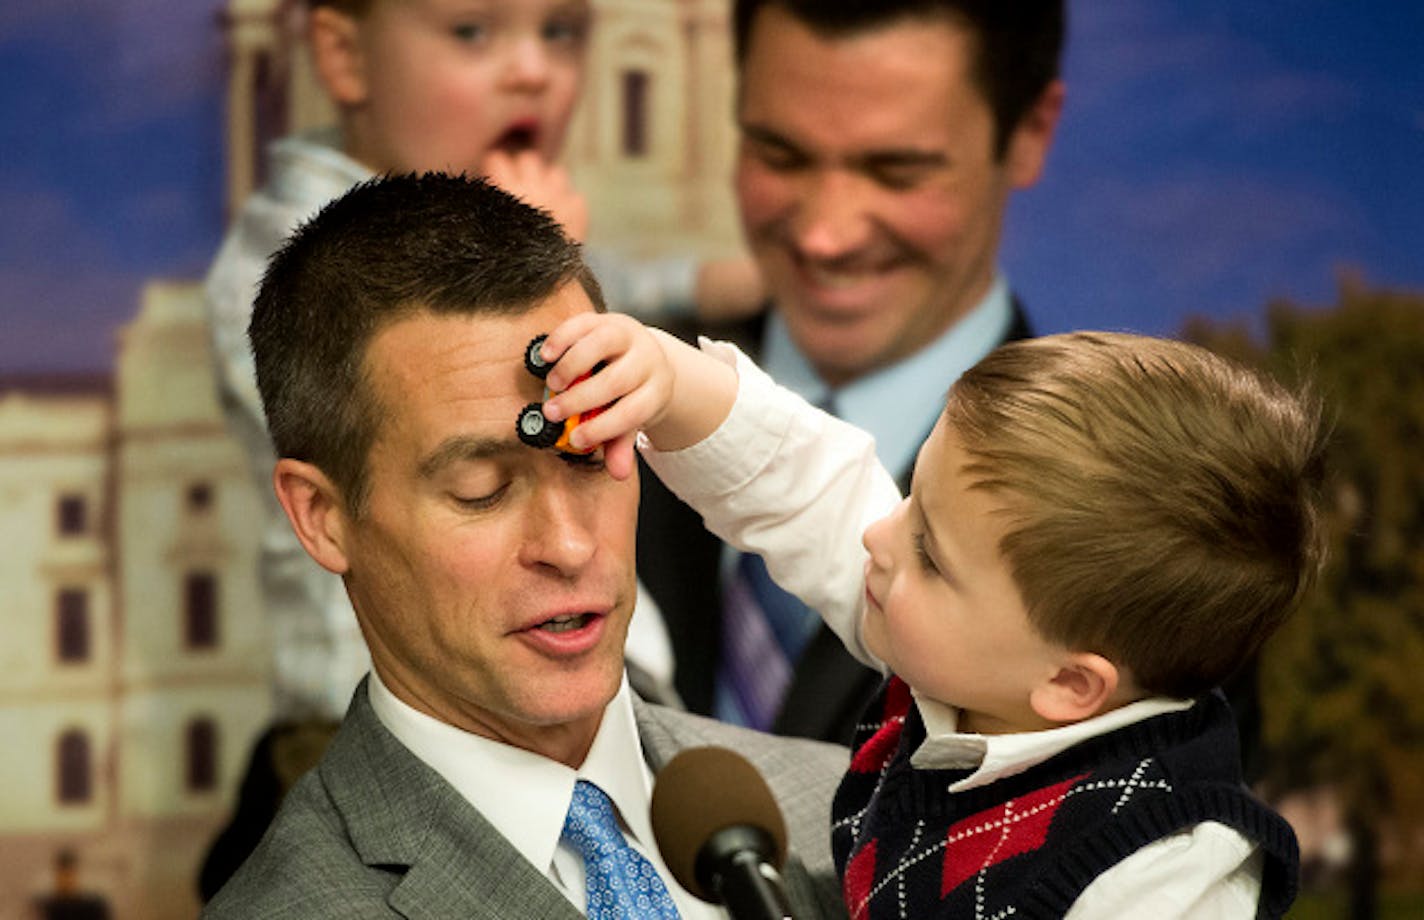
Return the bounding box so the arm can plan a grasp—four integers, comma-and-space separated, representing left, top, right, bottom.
638, 302, 1033, 746
203, 678, 850, 919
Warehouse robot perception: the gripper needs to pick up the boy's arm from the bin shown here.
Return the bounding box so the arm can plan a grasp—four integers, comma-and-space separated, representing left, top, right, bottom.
1066, 824, 1263, 919
538, 316, 897, 668
640, 342, 897, 668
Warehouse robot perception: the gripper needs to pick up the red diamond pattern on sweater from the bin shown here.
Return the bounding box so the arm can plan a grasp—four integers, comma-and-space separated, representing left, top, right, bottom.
843, 838, 878, 920
940, 773, 1088, 896
849, 677, 913, 774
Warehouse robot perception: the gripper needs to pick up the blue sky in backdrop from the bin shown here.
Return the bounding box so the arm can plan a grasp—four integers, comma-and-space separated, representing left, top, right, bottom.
1, 0, 1421, 372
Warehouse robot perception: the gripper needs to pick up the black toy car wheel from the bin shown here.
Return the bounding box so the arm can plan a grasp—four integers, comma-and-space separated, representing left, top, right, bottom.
516, 403, 564, 448
524, 334, 553, 379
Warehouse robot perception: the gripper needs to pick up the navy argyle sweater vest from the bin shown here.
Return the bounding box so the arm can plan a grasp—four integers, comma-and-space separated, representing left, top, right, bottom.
831, 677, 1299, 919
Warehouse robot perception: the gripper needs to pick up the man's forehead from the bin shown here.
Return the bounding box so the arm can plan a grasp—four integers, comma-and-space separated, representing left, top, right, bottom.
367, 286, 592, 378
364, 289, 595, 458
737, 13, 980, 141
741, 6, 975, 73
366, 310, 528, 385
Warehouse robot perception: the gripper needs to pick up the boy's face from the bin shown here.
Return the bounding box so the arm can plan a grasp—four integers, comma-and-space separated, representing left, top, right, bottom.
335, 0, 590, 174
861, 415, 1065, 735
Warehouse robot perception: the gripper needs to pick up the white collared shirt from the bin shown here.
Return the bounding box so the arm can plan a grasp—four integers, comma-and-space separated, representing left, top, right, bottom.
642, 344, 1267, 918
367, 670, 723, 918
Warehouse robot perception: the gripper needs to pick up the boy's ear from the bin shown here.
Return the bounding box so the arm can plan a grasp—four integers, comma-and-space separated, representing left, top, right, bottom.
1029, 651, 1120, 724
308, 5, 369, 106
272, 458, 353, 575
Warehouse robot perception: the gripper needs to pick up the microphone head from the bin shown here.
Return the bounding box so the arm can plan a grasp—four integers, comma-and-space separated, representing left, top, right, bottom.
650, 746, 789, 901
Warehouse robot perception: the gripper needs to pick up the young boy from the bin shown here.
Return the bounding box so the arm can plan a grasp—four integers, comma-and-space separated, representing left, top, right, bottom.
535, 313, 1325, 919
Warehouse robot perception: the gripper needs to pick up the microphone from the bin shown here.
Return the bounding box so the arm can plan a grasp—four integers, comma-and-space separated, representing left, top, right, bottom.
650, 746, 799, 920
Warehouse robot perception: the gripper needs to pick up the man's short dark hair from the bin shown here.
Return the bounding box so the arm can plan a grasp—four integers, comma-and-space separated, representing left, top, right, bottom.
732, 0, 1065, 157
249, 172, 604, 514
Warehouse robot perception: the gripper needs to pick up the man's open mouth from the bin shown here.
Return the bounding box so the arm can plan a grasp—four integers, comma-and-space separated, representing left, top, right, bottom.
538, 612, 594, 633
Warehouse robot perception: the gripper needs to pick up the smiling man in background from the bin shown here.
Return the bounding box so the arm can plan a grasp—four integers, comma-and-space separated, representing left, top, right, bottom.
638, 0, 1066, 745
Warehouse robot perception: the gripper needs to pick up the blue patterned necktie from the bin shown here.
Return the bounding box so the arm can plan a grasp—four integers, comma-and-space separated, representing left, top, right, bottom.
562, 780, 681, 919
715, 552, 821, 730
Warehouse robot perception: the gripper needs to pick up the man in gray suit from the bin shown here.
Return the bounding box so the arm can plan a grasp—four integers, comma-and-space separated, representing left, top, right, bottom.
203, 173, 848, 918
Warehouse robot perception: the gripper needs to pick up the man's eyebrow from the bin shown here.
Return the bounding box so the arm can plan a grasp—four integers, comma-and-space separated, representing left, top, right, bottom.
740, 123, 802, 151
417, 435, 523, 479
741, 123, 948, 171
853, 149, 949, 171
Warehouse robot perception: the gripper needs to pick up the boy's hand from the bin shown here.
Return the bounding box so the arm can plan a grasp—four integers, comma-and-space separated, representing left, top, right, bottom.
538, 313, 739, 480
538, 313, 674, 480
482, 150, 589, 242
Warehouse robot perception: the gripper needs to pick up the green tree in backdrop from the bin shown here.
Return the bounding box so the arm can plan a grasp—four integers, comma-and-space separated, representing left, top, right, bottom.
1184, 279, 1424, 917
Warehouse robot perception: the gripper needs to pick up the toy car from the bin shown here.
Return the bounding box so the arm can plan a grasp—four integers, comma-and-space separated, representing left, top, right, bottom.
516, 334, 606, 455
524, 333, 555, 379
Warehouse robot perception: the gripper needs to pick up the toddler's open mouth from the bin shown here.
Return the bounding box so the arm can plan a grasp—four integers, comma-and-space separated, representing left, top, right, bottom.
494, 121, 540, 154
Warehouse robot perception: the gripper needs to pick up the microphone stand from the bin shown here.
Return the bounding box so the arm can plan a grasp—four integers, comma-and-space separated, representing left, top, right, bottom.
698, 826, 798, 920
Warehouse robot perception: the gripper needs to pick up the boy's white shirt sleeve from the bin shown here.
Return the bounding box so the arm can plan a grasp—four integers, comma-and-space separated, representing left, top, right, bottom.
638, 339, 899, 670
1067, 822, 1264, 919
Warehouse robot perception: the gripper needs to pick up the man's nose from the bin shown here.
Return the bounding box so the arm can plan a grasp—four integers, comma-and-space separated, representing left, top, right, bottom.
519, 479, 597, 576
788, 171, 873, 261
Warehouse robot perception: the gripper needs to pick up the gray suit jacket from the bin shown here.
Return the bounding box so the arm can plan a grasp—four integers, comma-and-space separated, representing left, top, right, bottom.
204, 679, 849, 918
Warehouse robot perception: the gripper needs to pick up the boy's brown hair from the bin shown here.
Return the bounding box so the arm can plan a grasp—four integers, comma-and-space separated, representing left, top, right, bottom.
944, 332, 1327, 698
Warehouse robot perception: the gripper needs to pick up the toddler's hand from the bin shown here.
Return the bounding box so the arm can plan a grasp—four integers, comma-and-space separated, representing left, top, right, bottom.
538, 313, 675, 480
482, 150, 589, 242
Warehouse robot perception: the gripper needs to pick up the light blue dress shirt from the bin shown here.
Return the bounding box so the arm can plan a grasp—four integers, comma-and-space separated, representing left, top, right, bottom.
759, 274, 1016, 481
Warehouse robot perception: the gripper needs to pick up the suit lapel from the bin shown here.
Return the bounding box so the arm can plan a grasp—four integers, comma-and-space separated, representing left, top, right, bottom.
386, 826, 580, 920
323, 681, 582, 919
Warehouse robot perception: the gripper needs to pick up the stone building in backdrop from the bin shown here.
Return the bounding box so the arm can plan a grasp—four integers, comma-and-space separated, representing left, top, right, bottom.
0, 282, 270, 919
0, 2, 739, 917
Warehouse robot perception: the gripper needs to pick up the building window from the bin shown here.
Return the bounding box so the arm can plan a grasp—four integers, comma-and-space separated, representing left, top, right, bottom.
186, 482, 214, 513
56, 589, 90, 663
622, 69, 650, 157
184, 572, 219, 649
57, 730, 92, 804
57, 494, 88, 537
186, 718, 218, 792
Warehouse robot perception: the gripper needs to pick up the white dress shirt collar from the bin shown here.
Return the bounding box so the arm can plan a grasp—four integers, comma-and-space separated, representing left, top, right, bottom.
367, 669, 652, 878
910, 689, 1197, 793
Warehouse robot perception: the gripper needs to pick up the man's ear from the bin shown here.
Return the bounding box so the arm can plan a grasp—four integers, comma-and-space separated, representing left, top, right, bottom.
1005, 79, 1065, 189
272, 458, 352, 575
308, 5, 369, 106
1029, 650, 1120, 724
